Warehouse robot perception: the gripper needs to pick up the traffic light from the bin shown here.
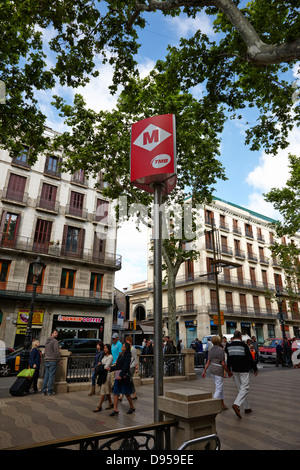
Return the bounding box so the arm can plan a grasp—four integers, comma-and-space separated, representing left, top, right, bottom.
129, 320, 136, 330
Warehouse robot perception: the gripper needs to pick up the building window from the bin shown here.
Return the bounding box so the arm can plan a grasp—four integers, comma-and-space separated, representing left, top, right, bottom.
90, 273, 103, 298
62, 226, 85, 258
26, 262, 45, 293
250, 267, 256, 287
69, 191, 84, 217
210, 289, 217, 310
239, 293, 247, 313
33, 219, 52, 252
44, 155, 60, 177
6, 173, 27, 202
60, 269, 76, 296
253, 295, 260, 313
0, 211, 20, 247
72, 169, 87, 185
261, 270, 268, 288
205, 209, 214, 225
185, 259, 194, 281
93, 232, 106, 262
237, 266, 244, 285
245, 223, 253, 238
274, 273, 283, 291
0, 260, 11, 289
185, 290, 194, 311
39, 183, 57, 210
226, 291, 233, 312
96, 199, 109, 222
12, 147, 30, 168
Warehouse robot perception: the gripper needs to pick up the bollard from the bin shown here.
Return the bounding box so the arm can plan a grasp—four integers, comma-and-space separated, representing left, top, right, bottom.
158, 388, 222, 450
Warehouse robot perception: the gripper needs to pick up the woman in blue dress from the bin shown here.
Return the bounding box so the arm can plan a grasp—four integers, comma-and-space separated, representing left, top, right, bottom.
110, 342, 136, 416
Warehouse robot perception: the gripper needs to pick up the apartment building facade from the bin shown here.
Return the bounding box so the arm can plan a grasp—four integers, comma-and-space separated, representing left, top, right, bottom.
0, 128, 121, 348
126, 197, 300, 346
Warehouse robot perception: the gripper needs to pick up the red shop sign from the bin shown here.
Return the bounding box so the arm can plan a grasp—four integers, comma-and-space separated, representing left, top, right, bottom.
130, 114, 177, 195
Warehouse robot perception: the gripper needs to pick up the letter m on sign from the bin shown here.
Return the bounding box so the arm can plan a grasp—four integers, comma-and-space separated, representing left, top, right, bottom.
143, 129, 159, 146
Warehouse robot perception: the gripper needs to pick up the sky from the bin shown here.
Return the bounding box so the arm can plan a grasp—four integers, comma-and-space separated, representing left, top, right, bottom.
38, 8, 300, 292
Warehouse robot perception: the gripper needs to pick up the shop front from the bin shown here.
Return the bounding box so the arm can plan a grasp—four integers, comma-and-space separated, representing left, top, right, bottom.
14, 308, 44, 348
53, 314, 104, 341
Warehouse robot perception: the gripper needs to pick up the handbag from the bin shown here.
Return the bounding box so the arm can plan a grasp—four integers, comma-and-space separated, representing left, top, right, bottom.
17, 368, 35, 378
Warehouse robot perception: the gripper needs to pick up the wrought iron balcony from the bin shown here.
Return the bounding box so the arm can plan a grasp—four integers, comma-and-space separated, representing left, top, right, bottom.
0, 235, 122, 269
0, 280, 113, 306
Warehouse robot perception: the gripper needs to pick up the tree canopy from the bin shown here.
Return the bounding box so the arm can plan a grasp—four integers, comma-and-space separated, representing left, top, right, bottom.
1, 0, 300, 160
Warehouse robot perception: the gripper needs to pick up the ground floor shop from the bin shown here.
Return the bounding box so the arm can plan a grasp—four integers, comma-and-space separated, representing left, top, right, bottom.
171, 315, 298, 348
0, 301, 111, 349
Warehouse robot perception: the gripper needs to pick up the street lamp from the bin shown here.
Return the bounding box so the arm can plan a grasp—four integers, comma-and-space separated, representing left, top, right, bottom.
276, 290, 286, 340
20, 256, 44, 370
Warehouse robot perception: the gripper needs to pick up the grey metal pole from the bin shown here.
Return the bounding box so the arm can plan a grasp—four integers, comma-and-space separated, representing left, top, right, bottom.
153, 183, 163, 426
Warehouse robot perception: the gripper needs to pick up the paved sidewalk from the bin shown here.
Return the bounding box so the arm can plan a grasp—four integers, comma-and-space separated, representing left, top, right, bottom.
1, 367, 300, 450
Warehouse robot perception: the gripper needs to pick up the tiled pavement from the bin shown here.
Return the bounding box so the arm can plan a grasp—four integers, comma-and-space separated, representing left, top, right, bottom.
1, 367, 300, 450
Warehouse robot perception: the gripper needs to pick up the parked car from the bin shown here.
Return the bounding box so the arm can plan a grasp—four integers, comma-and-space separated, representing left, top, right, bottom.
259, 338, 283, 363
58, 338, 102, 355
0, 347, 24, 377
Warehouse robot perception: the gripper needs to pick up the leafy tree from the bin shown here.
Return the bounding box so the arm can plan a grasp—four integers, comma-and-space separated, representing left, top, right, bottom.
265, 154, 300, 302
1, 0, 300, 159
52, 70, 226, 341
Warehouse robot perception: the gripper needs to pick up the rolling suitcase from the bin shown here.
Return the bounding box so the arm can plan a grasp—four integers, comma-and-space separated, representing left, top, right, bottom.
9, 377, 31, 396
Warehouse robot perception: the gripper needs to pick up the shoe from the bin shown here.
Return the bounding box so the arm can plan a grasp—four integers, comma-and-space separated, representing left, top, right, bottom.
127, 408, 136, 414
93, 407, 102, 412
48, 392, 55, 396
109, 410, 119, 416
132, 397, 138, 400
105, 404, 113, 410
245, 408, 252, 414
118, 396, 123, 402
232, 404, 241, 418
222, 405, 229, 410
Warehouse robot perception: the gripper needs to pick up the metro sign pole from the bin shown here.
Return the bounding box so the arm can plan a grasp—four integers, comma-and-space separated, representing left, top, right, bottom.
131, 115, 177, 429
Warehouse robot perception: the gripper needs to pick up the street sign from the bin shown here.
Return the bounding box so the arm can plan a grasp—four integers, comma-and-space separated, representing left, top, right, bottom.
130, 114, 177, 195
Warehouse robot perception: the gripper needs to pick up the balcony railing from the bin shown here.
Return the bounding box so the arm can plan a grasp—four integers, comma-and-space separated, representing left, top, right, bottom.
36, 196, 59, 213
0, 280, 113, 305
2, 187, 28, 204
0, 235, 122, 269
207, 303, 277, 318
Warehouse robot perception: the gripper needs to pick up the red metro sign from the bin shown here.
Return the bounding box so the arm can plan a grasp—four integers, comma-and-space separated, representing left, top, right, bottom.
130, 114, 177, 195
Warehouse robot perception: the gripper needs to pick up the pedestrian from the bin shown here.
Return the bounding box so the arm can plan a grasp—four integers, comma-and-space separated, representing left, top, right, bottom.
251, 336, 259, 364
205, 337, 213, 363
110, 332, 122, 389
226, 330, 258, 418
93, 344, 113, 412
140, 339, 154, 377
110, 342, 136, 416
29, 339, 41, 393
126, 336, 138, 400
42, 329, 62, 396
275, 341, 284, 367
89, 340, 104, 396
177, 339, 184, 354
283, 338, 293, 367
164, 336, 176, 376
202, 335, 233, 410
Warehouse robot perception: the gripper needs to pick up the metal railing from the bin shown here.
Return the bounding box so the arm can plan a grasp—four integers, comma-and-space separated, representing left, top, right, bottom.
6, 421, 178, 450
0, 234, 122, 269
139, 354, 185, 379
178, 434, 221, 450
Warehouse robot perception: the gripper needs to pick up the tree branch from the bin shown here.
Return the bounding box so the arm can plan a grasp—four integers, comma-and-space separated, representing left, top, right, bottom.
134, 0, 300, 64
